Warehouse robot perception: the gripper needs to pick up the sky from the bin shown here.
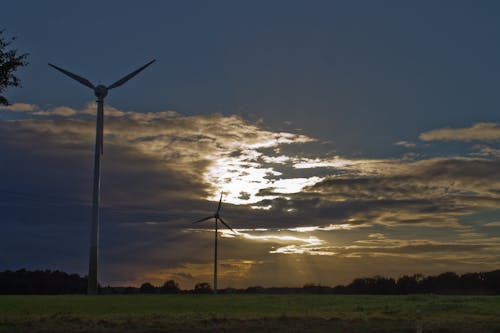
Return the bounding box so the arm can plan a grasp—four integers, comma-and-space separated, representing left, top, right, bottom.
1, 1, 500, 288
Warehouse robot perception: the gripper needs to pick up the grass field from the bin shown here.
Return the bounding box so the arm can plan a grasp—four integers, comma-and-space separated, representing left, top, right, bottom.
1, 294, 499, 332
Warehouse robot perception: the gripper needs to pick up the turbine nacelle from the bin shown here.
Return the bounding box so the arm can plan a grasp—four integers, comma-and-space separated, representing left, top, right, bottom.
94, 85, 108, 99
193, 192, 235, 233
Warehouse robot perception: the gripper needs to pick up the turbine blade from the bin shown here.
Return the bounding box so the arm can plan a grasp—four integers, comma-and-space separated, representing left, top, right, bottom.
48, 63, 95, 89
218, 217, 236, 233
193, 216, 213, 224
217, 192, 223, 213
107, 59, 156, 90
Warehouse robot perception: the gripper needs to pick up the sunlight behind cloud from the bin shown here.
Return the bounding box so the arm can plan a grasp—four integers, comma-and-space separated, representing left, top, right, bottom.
203, 138, 323, 205
205, 160, 324, 204
287, 224, 355, 232
204, 153, 280, 205
219, 229, 323, 245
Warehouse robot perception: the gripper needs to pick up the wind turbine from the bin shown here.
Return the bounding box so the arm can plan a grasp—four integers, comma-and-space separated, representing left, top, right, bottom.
193, 192, 236, 294
49, 59, 155, 294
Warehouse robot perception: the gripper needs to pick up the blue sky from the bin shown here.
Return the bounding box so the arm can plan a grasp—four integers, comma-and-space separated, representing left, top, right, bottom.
1, 1, 500, 288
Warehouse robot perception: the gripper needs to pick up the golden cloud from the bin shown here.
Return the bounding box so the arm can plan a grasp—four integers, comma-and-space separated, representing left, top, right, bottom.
420, 122, 500, 142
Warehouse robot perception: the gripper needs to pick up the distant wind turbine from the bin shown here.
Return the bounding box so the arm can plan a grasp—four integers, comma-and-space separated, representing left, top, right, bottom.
49, 59, 155, 294
193, 192, 236, 294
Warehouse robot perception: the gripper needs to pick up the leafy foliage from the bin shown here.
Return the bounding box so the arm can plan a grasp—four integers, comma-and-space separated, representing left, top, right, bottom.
0, 30, 29, 105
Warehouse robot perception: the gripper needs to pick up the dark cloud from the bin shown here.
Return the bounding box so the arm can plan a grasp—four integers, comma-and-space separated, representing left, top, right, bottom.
302, 157, 500, 227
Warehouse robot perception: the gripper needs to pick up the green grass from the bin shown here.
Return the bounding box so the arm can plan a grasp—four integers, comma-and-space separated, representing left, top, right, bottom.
1, 294, 499, 332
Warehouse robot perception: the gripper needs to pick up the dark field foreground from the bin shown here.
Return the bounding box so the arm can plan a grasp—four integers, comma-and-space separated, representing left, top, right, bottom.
1, 294, 499, 332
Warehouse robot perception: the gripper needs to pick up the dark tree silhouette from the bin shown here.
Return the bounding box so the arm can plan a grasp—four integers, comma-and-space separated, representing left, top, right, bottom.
160, 280, 180, 294
1, 268, 500, 294
245, 286, 265, 294
302, 284, 331, 294
139, 282, 156, 294
0, 269, 86, 294
0, 30, 29, 105
397, 274, 424, 293
193, 282, 212, 294
346, 276, 397, 294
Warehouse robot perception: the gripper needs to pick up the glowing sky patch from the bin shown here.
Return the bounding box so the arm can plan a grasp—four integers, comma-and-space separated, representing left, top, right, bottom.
203, 138, 324, 205
287, 224, 356, 232
293, 157, 351, 169
251, 204, 273, 210
205, 153, 280, 204
219, 229, 323, 245
270, 245, 337, 256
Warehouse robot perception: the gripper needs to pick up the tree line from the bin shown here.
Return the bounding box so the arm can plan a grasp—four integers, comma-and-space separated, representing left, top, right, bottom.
1, 268, 500, 294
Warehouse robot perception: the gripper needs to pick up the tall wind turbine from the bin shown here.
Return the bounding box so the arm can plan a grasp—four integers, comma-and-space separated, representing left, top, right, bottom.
49, 59, 155, 294
193, 192, 236, 294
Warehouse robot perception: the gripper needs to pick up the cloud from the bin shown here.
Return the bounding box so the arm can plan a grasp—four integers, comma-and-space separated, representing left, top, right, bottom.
80, 102, 125, 117
484, 222, 500, 227
472, 145, 500, 158
0, 103, 323, 216
0, 102, 125, 118
2, 103, 500, 288
0, 103, 37, 112
33, 106, 77, 117
395, 140, 416, 148
420, 123, 500, 142
300, 157, 500, 227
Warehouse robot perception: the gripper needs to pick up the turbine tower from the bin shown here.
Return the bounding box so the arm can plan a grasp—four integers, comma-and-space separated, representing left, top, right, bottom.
193, 192, 236, 294
49, 59, 155, 294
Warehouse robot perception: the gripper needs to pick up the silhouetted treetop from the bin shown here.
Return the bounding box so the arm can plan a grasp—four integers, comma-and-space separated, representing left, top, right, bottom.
139, 282, 156, 294
194, 282, 212, 294
161, 280, 180, 294
0, 30, 29, 105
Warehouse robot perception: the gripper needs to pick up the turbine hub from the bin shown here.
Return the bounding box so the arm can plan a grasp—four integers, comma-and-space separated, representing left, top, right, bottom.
94, 85, 108, 99
214, 213, 220, 219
